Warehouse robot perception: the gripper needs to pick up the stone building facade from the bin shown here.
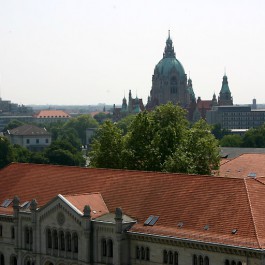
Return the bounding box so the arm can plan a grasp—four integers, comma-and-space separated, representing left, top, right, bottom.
1, 163, 265, 265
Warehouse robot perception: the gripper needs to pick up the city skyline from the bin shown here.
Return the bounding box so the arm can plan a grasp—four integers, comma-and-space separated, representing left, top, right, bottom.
0, 0, 265, 106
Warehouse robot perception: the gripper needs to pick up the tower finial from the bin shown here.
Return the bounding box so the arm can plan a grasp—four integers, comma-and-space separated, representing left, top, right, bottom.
168, 29, 170, 39
224, 67, 226, 76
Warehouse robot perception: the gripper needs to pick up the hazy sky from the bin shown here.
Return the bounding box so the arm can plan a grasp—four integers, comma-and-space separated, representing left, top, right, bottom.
0, 0, 265, 106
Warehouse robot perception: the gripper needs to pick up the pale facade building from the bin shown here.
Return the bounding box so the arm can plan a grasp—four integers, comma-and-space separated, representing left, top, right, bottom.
1, 162, 265, 264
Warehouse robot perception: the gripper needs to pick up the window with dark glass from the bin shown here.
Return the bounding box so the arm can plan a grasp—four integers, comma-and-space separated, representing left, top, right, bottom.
146, 247, 150, 261
60, 231, 65, 251
73, 232, 78, 253
53, 230, 58, 250
136, 246, 140, 259
11, 226, 15, 239
102, 239, 107, 257
193, 255, 198, 265
66, 232, 71, 251
107, 239, 113, 257
169, 251, 173, 264
163, 250, 168, 264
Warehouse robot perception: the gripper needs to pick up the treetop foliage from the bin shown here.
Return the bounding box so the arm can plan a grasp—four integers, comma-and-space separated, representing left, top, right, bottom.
89, 103, 220, 175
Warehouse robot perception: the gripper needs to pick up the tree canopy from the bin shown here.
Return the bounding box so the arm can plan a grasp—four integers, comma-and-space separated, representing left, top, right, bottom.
89, 103, 220, 175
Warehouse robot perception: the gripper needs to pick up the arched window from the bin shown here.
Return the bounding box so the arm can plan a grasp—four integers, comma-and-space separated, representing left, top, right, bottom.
10, 256, 17, 265
170, 77, 178, 94
66, 232, 71, 252
102, 239, 107, 257
136, 246, 140, 259
107, 239, 113, 258
204, 256, 209, 265
141, 246, 145, 260
238, 262, 242, 265
174, 251, 178, 265
0, 253, 5, 265
73, 232, 78, 253
193, 255, 198, 265
47, 229, 52, 249
29, 228, 33, 247
225, 260, 230, 265
199, 255, 203, 265
26, 262, 30, 265
146, 247, 150, 261
231, 261, 236, 265
59, 231, 65, 251
169, 251, 173, 264
0, 224, 2, 237
53, 230, 58, 250
163, 250, 168, 264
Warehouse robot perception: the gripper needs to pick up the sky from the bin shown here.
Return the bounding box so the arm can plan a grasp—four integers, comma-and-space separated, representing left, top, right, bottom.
0, 0, 265, 106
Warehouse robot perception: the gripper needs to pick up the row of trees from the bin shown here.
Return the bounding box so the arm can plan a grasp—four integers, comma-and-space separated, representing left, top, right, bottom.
220, 124, 265, 147
89, 103, 220, 175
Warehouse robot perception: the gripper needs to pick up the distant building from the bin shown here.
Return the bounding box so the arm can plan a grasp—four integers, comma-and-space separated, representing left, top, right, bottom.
206, 105, 265, 129
113, 90, 145, 121
5, 124, 51, 151
146, 31, 195, 110
33, 110, 71, 123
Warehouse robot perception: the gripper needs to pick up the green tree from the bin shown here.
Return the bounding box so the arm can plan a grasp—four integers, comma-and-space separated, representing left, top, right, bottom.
117, 114, 136, 135
242, 124, 265, 147
0, 136, 15, 168
3, 120, 24, 131
123, 103, 189, 171
211, 124, 230, 140
64, 114, 99, 145
13, 144, 31, 163
89, 120, 124, 169
93, 112, 111, 124
220, 134, 243, 147
44, 139, 85, 166
164, 119, 220, 175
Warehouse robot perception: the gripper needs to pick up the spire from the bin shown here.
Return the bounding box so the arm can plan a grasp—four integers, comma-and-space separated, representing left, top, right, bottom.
163, 30, 175, 58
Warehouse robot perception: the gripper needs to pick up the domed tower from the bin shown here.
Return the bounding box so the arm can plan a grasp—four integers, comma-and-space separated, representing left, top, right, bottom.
218, 74, 233, 106
148, 31, 189, 109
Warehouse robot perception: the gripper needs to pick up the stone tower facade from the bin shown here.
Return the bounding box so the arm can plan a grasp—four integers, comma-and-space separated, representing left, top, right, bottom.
147, 31, 194, 109
218, 74, 233, 105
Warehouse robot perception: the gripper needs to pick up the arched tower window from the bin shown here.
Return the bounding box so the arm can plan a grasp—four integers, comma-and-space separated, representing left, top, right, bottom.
25, 227, 30, 244
170, 77, 178, 94
225, 260, 230, 265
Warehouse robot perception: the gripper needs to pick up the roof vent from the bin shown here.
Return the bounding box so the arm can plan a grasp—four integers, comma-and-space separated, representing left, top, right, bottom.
144, 215, 159, 226
177, 222, 183, 228
248, 172, 256, 178
204, 225, 209, 230
231, 228, 237, 234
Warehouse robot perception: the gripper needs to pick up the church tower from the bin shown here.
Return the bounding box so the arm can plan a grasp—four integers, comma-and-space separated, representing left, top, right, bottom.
147, 31, 190, 109
218, 74, 233, 105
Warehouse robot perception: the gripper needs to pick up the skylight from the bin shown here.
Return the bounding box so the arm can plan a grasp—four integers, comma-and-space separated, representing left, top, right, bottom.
1, 199, 12, 208
144, 215, 159, 226
248, 172, 256, 178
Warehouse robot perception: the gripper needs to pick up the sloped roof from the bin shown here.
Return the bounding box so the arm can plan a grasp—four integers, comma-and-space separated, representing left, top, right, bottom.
1, 163, 265, 249
8, 124, 50, 136
217, 153, 265, 178
63, 192, 109, 219
34, 110, 70, 118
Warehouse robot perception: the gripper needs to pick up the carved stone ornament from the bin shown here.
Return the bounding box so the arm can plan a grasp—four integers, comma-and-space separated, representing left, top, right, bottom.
57, 212, 65, 226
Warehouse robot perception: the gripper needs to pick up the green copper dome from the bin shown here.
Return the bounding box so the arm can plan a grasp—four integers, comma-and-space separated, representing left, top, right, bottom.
155, 57, 185, 77
154, 31, 185, 77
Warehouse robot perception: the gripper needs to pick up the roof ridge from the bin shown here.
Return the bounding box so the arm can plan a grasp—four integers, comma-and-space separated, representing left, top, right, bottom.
244, 178, 262, 248
63, 192, 101, 197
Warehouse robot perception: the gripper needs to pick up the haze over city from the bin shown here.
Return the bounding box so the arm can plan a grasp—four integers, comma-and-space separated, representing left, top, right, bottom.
0, 0, 265, 106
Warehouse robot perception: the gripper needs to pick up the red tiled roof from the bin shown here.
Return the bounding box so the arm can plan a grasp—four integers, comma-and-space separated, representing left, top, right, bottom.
63, 193, 109, 219
217, 153, 265, 178
197, 100, 212, 110
34, 110, 70, 118
1, 163, 265, 249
